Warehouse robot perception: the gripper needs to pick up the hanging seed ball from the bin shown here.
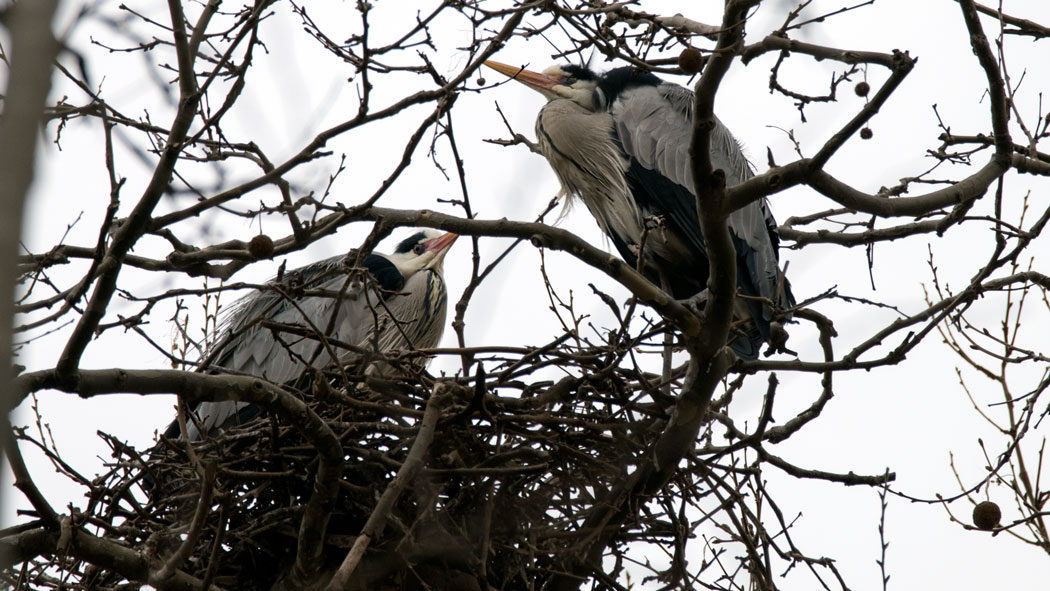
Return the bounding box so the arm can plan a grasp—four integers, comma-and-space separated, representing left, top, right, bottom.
678, 47, 705, 75
248, 234, 275, 259
855, 81, 871, 97
973, 501, 1001, 531
860, 127, 874, 140
476, 77, 486, 86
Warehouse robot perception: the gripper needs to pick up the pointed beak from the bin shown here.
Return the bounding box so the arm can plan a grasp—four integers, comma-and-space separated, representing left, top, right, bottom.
425, 231, 458, 254
484, 60, 564, 93
423, 231, 458, 268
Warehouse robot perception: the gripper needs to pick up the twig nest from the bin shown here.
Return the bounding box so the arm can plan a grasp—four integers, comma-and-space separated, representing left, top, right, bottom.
248, 234, 275, 259
972, 501, 1001, 531
678, 47, 705, 75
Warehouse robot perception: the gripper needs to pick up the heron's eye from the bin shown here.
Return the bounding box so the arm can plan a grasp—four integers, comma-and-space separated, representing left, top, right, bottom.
413, 243, 427, 255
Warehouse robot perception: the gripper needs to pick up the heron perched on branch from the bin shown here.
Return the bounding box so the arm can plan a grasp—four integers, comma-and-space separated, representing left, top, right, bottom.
164, 229, 458, 440
485, 60, 794, 359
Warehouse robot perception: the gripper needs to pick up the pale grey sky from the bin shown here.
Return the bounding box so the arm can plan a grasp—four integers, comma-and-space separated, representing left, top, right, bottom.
7, 1, 1049, 588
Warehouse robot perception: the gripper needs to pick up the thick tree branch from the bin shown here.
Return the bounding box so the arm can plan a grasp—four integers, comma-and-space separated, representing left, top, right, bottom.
325, 207, 702, 336
543, 3, 758, 588
0, 0, 60, 431
2, 420, 61, 530
323, 384, 447, 591
0, 526, 225, 591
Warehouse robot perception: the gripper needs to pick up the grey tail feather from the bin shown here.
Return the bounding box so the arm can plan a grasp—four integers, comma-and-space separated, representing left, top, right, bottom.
728, 321, 763, 360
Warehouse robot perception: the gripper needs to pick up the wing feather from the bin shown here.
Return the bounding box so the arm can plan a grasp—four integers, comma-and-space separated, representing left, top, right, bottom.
173, 253, 423, 439
610, 82, 791, 318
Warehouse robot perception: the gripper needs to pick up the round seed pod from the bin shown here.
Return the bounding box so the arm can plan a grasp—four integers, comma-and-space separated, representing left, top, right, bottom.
972, 501, 1001, 531
678, 47, 705, 75
248, 234, 275, 259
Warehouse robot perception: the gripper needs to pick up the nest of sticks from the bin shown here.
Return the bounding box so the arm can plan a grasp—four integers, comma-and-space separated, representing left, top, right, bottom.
45, 335, 709, 591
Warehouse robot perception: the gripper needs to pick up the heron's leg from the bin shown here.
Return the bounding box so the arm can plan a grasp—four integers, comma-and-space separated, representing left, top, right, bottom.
680, 288, 710, 318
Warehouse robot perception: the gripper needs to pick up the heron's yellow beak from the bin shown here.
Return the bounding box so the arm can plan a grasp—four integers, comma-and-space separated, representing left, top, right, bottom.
484, 60, 564, 92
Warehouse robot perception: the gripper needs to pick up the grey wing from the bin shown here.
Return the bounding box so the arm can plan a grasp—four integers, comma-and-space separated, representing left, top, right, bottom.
613, 83, 753, 189
219, 283, 361, 379
182, 257, 366, 439
364, 269, 447, 373
611, 83, 791, 314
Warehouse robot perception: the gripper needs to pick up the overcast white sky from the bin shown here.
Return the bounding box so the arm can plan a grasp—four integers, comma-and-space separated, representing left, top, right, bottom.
5, 1, 1049, 589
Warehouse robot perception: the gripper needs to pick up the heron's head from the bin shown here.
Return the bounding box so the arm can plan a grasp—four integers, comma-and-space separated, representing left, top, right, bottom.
485, 61, 599, 111
386, 229, 458, 279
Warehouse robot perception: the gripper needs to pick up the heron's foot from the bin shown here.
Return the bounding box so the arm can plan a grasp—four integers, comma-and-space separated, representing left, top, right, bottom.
679, 289, 710, 318
763, 320, 796, 357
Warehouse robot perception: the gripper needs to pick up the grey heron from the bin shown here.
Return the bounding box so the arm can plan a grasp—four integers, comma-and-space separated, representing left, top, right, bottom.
485, 61, 794, 359
163, 229, 458, 440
